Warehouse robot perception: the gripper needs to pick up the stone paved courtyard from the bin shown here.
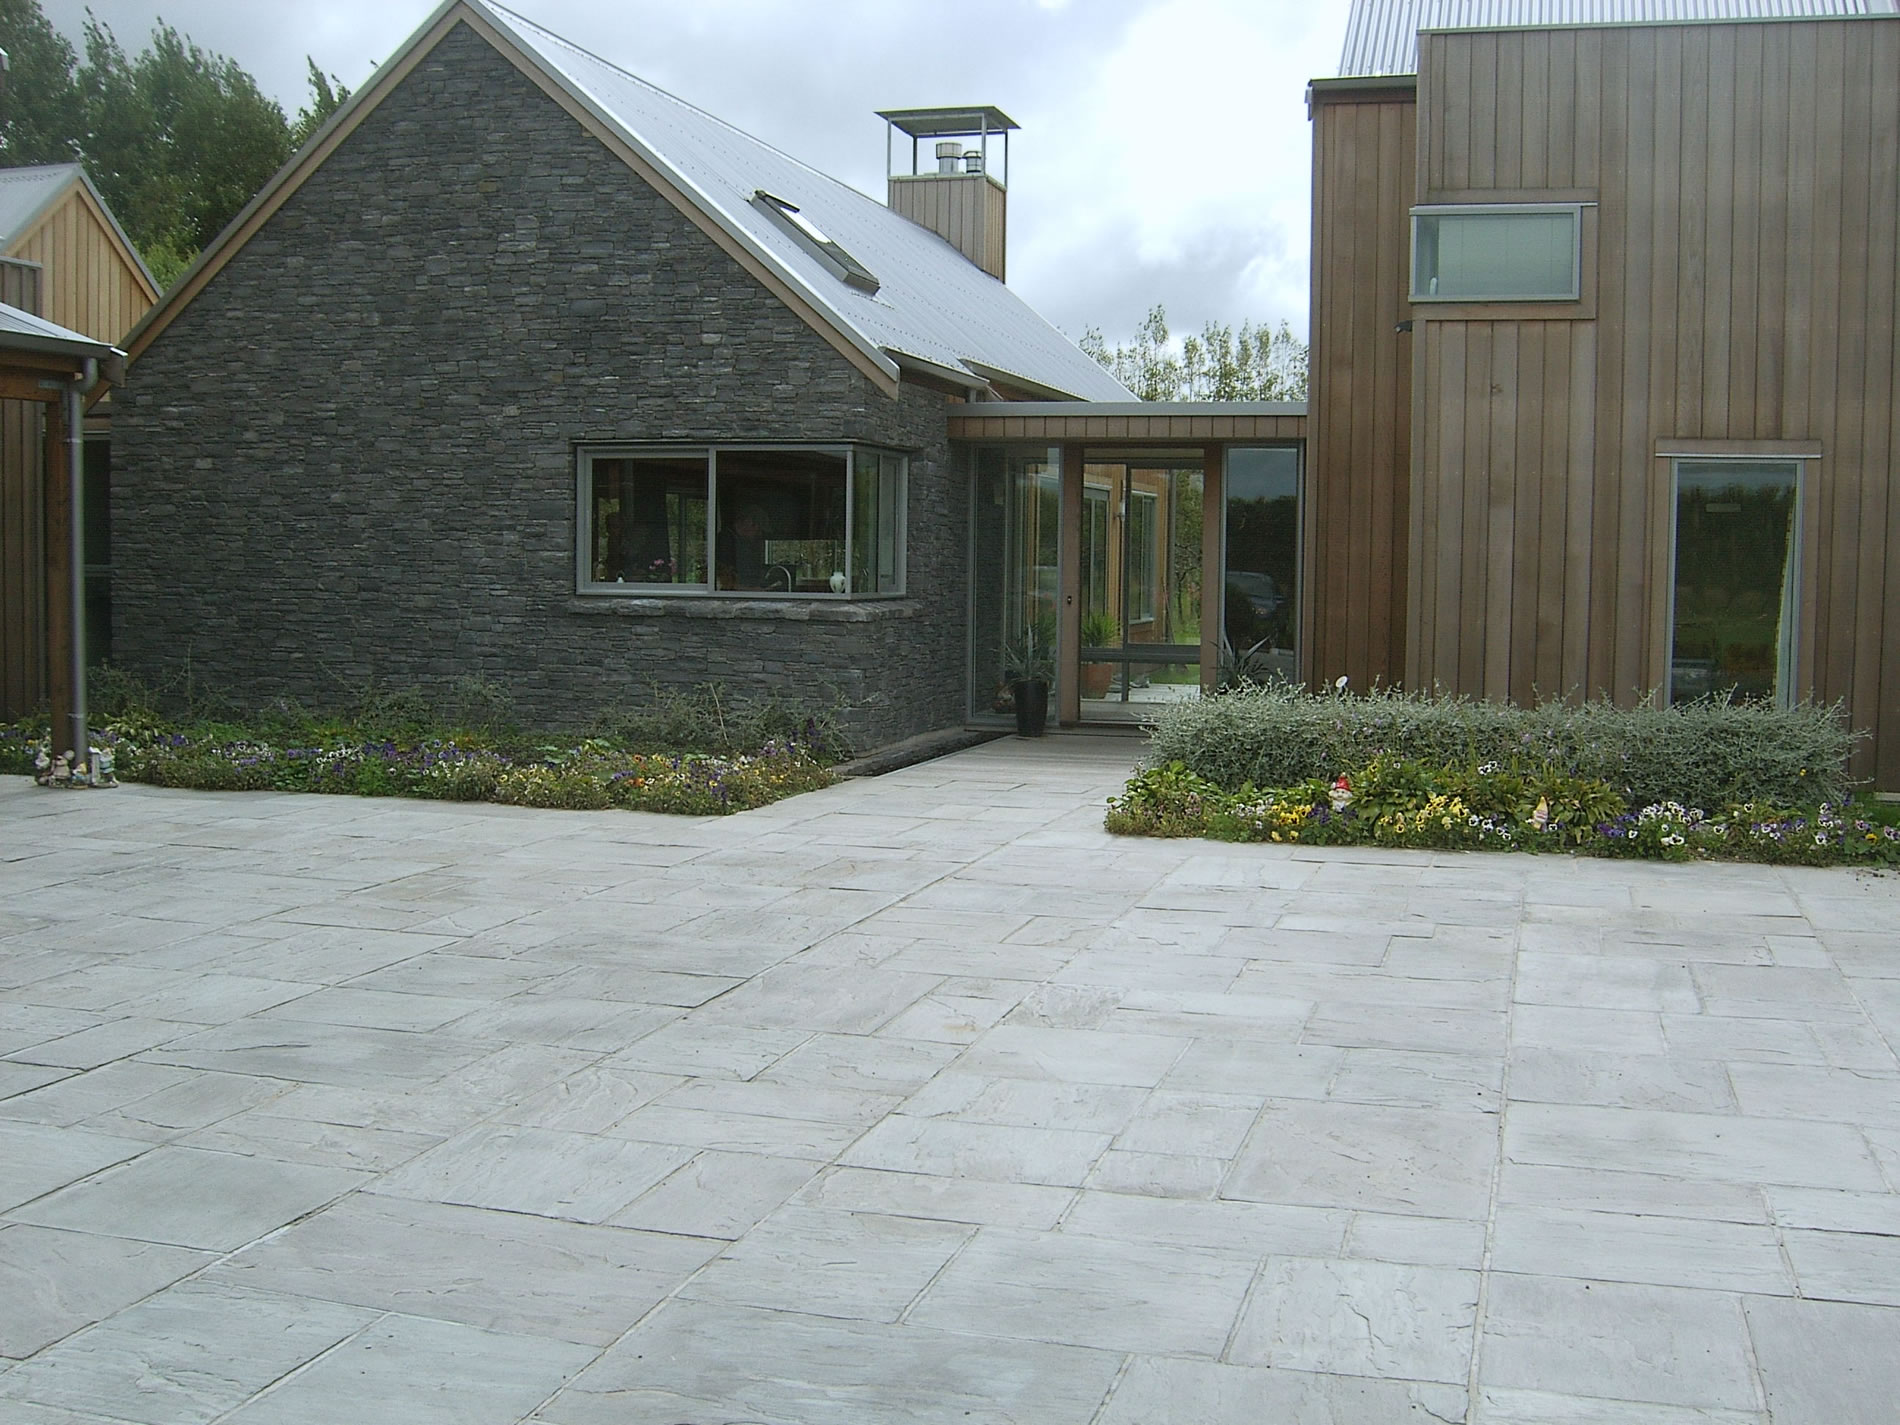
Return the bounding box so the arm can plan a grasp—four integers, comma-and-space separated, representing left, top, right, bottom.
1, 734, 1897, 1423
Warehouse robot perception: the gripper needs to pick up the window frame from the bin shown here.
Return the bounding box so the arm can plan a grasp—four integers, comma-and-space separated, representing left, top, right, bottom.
1220, 442, 1303, 677
1665, 456, 1805, 709
575, 442, 908, 599
1410, 203, 1585, 303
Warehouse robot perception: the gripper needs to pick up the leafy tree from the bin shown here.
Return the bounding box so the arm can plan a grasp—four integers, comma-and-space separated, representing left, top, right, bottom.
290, 58, 351, 150
1082, 304, 1309, 401
74, 18, 293, 284
1, 0, 351, 288
0, 0, 82, 166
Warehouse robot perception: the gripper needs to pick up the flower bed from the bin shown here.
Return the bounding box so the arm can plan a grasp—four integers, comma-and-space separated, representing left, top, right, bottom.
1, 724, 835, 815
1106, 757, 1900, 867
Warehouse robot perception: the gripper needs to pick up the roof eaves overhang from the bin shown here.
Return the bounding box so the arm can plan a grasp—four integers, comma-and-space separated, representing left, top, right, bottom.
1307, 74, 1419, 116
960, 358, 1127, 403
122, 0, 905, 400
968, 400, 1309, 418
888, 348, 992, 395
0, 303, 127, 389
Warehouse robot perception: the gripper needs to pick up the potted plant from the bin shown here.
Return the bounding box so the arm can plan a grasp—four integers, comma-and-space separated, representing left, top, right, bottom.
1001, 629, 1055, 736
1080, 611, 1118, 699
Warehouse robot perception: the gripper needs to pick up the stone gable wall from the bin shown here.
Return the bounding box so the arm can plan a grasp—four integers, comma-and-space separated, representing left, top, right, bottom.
113, 21, 968, 751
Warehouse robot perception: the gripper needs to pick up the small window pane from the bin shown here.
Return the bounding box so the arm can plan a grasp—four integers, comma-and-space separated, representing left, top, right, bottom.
1128, 490, 1158, 624
1671, 461, 1799, 706
1082, 485, 1110, 621
590, 455, 709, 585
851, 451, 904, 594
1413, 209, 1578, 301
716, 449, 846, 593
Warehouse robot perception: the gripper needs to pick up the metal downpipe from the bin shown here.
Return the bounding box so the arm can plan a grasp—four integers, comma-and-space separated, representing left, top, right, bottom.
66, 357, 98, 774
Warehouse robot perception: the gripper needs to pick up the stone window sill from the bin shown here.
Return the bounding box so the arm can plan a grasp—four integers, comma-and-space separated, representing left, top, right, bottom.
564, 596, 920, 623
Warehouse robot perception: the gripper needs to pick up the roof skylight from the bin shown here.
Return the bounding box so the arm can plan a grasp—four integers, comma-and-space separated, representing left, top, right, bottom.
752, 190, 880, 295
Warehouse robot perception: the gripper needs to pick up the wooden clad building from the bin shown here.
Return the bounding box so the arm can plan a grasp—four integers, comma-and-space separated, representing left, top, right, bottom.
1311, 3, 1900, 790
0, 167, 156, 719
0, 166, 159, 347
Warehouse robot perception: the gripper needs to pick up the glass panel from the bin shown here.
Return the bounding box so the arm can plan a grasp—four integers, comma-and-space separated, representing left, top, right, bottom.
716, 449, 847, 593
590, 454, 709, 586
1082, 485, 1109, 620
1224, 446, 1300, 683
1127, 489, 1158, 624
851, 451, 904, 594
1413, 209, 1578, 300
1670, 461, 1799, 706
1081, 462, 1203, 722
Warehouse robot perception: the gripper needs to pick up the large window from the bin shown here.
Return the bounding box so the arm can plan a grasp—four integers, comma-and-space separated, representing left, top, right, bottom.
1223, 446, 1300, 683
580, 445, 905, 596
1411, 205, 1582, 302
1669, 460, 1801, 707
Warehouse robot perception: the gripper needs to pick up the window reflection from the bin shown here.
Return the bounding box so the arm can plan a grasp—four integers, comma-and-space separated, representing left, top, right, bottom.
1670, 461, 1799, 706
1224, 446, 1300, 683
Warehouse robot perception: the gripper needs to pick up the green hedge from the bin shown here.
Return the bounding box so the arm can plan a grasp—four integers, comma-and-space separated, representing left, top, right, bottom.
1142, 685, 1858, 809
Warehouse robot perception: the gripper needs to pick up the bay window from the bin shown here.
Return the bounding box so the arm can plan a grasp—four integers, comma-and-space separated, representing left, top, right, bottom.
580, 444, 906, 596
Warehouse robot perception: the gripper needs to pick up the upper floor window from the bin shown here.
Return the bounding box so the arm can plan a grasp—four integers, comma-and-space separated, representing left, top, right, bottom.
1411, 204, 1582, 302
579, 444, 906, 597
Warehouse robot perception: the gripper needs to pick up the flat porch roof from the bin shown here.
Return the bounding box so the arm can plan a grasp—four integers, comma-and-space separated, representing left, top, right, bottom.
947, 400, 1306, 443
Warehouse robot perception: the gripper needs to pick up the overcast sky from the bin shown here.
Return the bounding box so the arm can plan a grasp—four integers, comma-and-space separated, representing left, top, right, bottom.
44, 0, 1352, 345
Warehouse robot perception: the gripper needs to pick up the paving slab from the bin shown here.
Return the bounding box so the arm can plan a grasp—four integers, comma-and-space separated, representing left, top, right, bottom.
4, 741, 1900, 1422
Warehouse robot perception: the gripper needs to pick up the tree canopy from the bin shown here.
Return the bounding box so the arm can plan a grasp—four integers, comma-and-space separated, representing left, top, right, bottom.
1081, 305, 1308, 402
0, 0, 350, 286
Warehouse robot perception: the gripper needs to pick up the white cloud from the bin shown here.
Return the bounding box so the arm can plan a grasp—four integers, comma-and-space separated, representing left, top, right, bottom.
41, 0, 1353, 343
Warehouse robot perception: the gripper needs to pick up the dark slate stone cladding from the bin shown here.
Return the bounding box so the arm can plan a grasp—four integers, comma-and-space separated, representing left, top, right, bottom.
112, 22, 968, 752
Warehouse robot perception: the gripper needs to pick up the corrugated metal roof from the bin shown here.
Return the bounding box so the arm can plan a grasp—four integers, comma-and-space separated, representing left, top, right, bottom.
0, 164, 81, 247
479, 3, 1130, 400
0, 299, 122, 360
1339, 0, 1899, 76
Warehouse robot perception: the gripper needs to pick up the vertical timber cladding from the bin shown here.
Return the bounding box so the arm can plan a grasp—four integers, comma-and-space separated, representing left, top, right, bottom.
7, 182, 157, 344
1, 260, 46, 720
1307, 84, 1414, 690
1411, 18, 1900, 788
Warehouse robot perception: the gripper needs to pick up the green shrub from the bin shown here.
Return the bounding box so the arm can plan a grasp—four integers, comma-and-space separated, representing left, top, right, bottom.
1104, 761, 1223, 837
590, 684, 850, 763
1142, 684, 1857, 809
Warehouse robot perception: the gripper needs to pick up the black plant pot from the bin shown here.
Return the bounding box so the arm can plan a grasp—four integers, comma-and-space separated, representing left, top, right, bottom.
1012, 678, 1049, 737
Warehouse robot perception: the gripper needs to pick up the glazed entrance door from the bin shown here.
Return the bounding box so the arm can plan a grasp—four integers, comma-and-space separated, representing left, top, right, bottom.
1076, 460, 1205, 723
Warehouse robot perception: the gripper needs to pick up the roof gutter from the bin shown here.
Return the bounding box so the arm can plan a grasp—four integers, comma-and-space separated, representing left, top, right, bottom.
888, 349, 992, 396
